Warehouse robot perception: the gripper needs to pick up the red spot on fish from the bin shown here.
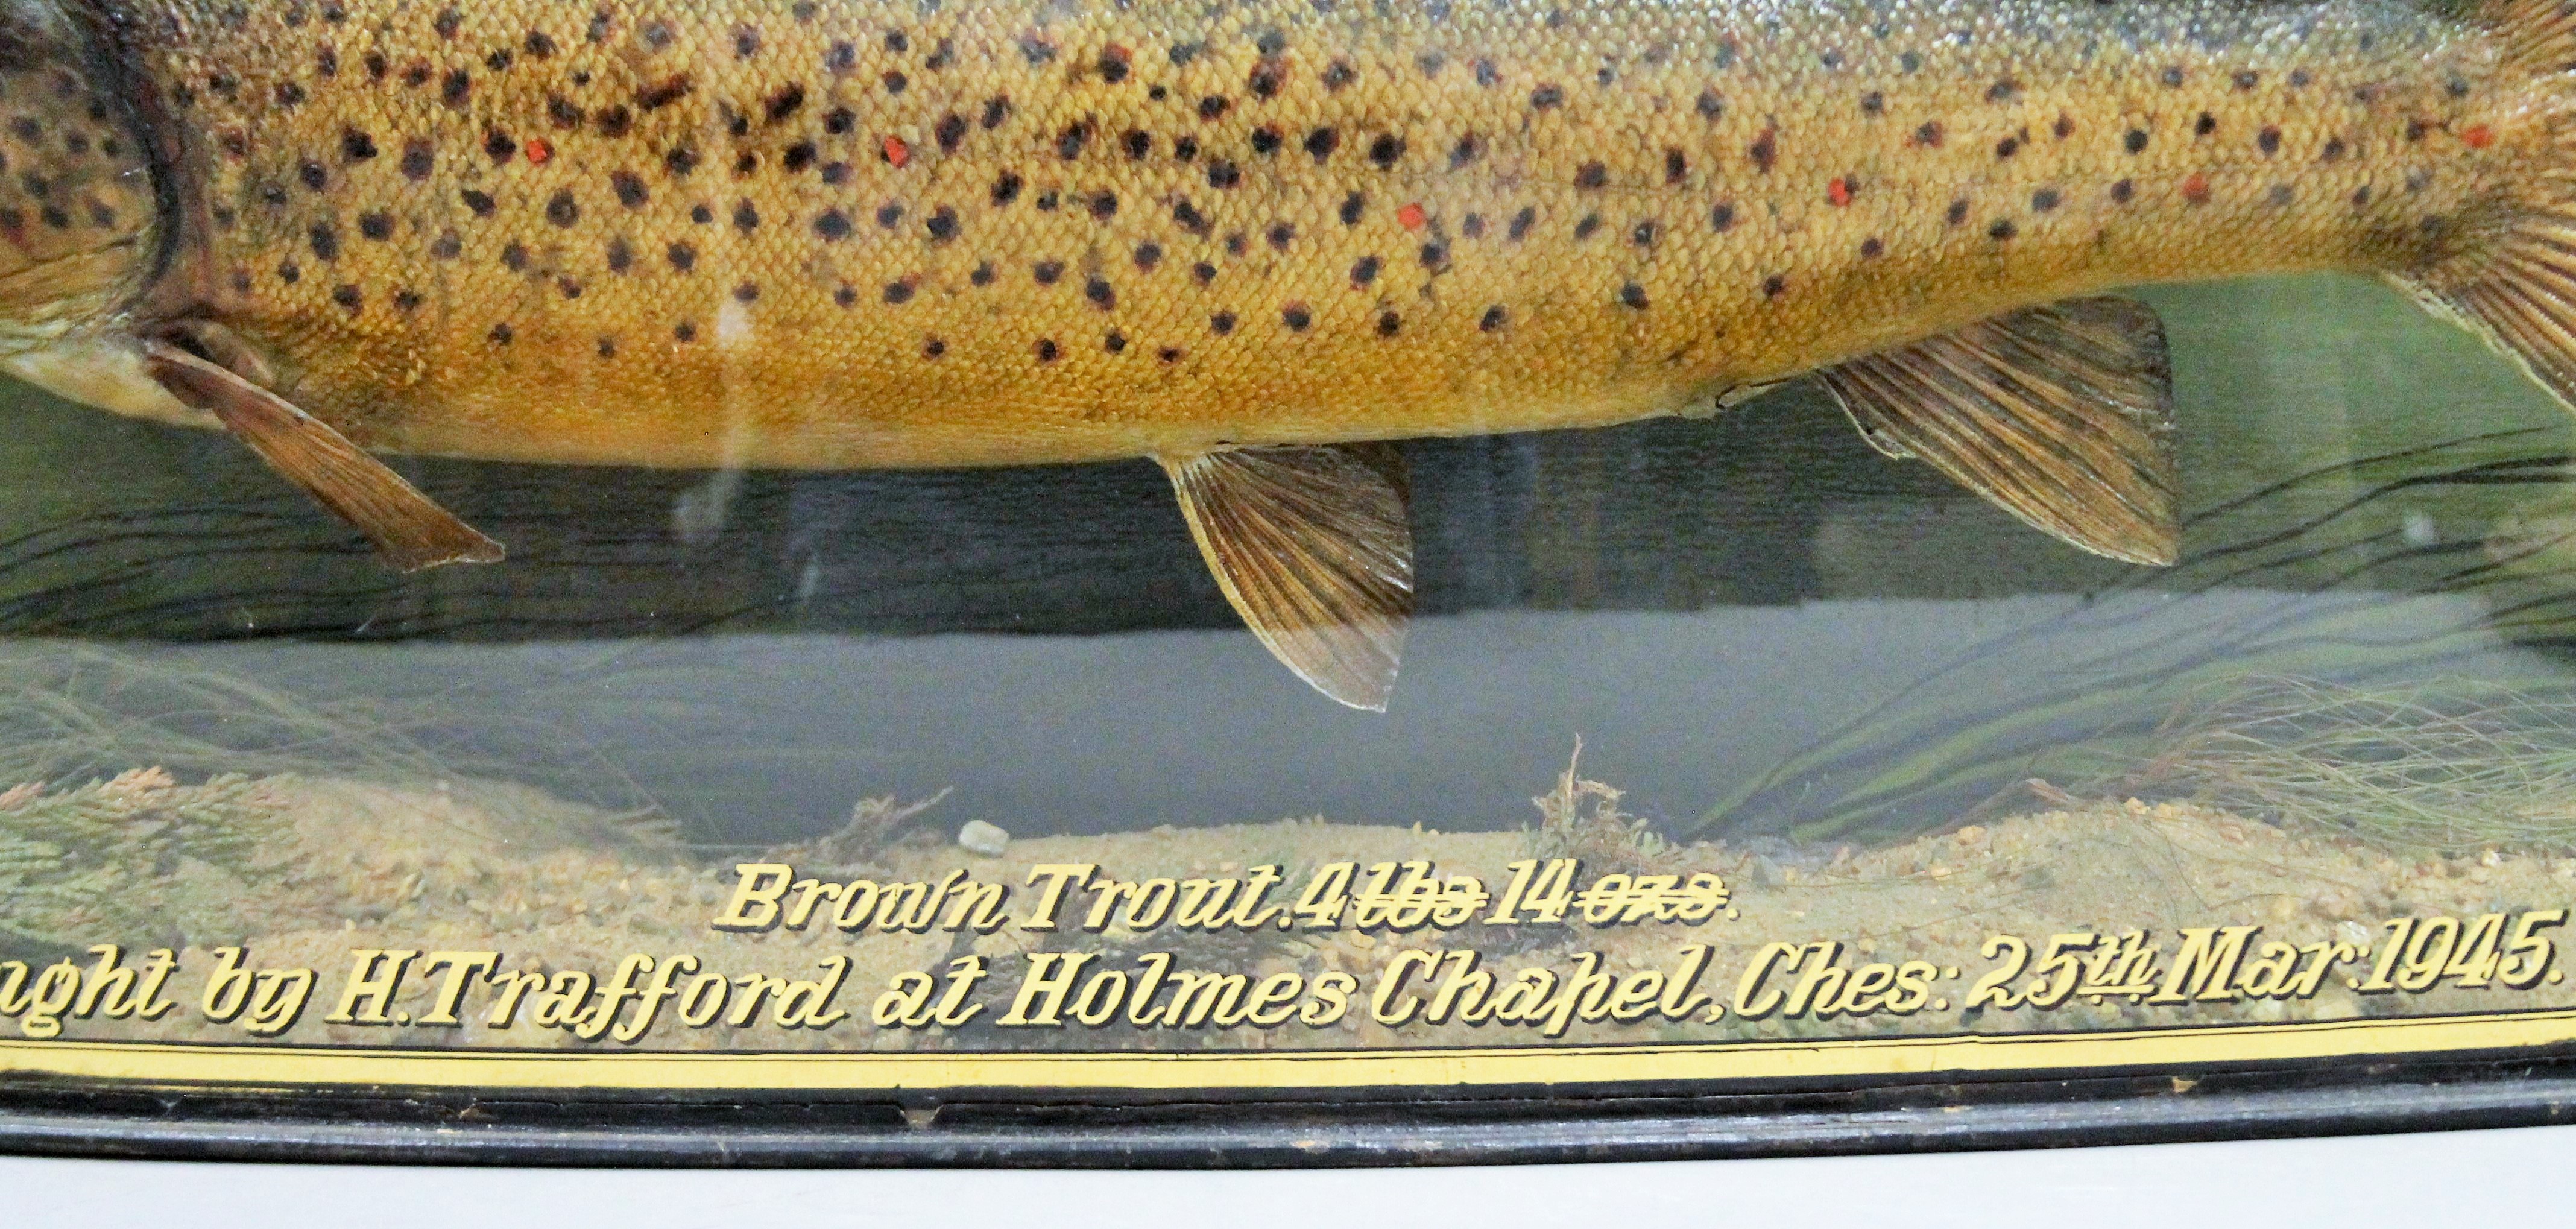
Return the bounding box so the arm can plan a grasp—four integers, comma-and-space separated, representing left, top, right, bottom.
2461, 124, 2495, 149
523, 137, 552, 165
1826, 176, 1853, 207
1397, 202, 1427, 230
883, 135, 911, 167
2180, 171, 2211, 204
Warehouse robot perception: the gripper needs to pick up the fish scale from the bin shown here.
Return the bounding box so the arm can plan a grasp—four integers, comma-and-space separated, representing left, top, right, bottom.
0, 0, 2570, 709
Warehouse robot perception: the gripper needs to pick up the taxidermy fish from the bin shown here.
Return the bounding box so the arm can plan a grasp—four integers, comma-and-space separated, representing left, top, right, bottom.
1, 0, 2572, 709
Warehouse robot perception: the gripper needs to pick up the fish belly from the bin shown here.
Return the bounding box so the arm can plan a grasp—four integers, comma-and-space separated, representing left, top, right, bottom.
125, 0, 2504, 469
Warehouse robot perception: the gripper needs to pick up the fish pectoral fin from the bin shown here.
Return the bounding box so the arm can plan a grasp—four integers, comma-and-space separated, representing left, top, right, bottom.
140, 338, 504, 572
1817, 296, 2180, 566
1157, 444, 1415, 712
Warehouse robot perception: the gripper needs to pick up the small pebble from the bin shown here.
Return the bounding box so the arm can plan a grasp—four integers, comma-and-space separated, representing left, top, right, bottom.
958, 819, 1009, 857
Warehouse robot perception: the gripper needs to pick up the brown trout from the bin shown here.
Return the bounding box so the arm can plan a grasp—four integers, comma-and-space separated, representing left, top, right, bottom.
0, 0, 2571, 708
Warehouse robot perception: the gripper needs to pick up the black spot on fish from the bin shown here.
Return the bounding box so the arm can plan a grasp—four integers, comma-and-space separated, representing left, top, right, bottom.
546, 189, 579, 226
1340, 193, 1365, 225
1988, 218, 2016, 240
2124, 128, 2148, 154
1480, 305, 1506, 330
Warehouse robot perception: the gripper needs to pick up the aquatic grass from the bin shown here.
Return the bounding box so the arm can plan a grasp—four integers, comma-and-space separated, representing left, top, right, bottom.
2104, 675, 2576, 855
0, 641, 682, 864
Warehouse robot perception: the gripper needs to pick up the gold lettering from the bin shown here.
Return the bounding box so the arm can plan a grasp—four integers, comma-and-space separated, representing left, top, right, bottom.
1242, 973, 1304, 1027
710, 862, 795, 932
2151, 926, 2259, 1004
70, 945, 137, 1019
1070, 968, 1128, 1026
1371, 949, 1438, 1026
1121, 878, 1178, 931
775, 958, 856, 1029
929, 956, 987, 1026
782, 879, 839, 930
873, 972, 935, 1028
725, 973, 788, 1027
129, 948, 178, 1021
620, 955, 698, 1042
942, 880, 1011, 932
1732, 943, 1801, 1020
482, 967, 546, 1028
999, 953, 1094, 1026
574, 956, 654, 1041
10, 960, 78, 1037
529, 971, 595, 1029
1160, 968, 1251, 1027
1304, 972, 1355, 1026
323, 949, 418, 1025
830, 881, 882, 931
1661, 945, 1717, 1021
1018, 864, 1097, 932
414, 952, 500, 1026
1424, 949, 1495, 1025
1122, 952, 1174, 1026
677, 971, 730, 1027
1607, 970, 1665, 1022
1173, 878, 1241, 929
1536, 952, 1617, 1038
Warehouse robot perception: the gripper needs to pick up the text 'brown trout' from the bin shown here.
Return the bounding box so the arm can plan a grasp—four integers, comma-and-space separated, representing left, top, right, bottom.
0, 0, 2572, 709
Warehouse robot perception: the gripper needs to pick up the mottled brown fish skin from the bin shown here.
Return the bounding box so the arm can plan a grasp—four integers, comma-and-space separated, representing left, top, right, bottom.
75, 0, 2537, 467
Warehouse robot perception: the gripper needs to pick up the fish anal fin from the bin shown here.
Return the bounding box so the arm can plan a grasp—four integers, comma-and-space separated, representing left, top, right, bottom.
1817, 296, 2180, 566
1158, 444, 1415, 712
141, 339, 504, 572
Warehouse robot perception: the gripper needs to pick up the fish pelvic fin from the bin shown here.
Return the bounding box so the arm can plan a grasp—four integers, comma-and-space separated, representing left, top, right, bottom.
1817, 297, 2180, 567
2396, 0, 2576, 409
141, 338, 505, 572
1157, 444, 1415, 712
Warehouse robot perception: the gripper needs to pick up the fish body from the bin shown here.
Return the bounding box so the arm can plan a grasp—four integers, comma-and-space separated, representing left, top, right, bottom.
70, 0, 2511, 466
5, 0, 2576, 707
